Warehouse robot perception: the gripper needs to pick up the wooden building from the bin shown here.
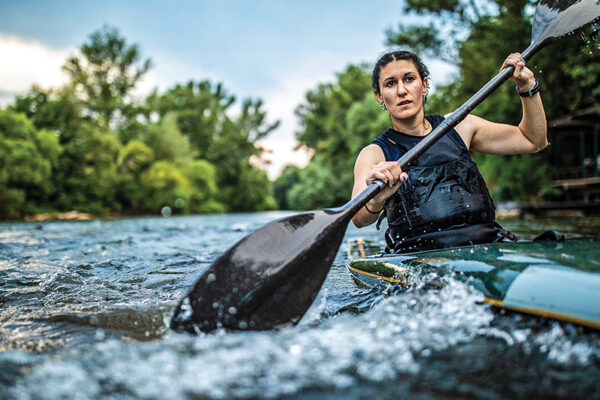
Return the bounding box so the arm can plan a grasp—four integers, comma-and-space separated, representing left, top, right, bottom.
517, 106, 600, 216
549, 105, 600, 202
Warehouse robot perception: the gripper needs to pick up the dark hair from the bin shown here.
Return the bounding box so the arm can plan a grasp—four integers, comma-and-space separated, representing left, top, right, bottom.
372, 50, 430, 100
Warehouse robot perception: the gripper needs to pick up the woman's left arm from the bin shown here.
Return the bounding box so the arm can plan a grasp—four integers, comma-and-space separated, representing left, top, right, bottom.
456, 53, 548, 155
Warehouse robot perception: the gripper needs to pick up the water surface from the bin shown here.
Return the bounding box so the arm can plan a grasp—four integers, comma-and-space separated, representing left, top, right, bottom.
1, 213, 599, 399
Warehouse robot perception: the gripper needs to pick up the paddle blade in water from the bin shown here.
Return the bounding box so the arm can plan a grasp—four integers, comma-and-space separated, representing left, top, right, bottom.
170, 209, 353, 333
532, 0, 600, 46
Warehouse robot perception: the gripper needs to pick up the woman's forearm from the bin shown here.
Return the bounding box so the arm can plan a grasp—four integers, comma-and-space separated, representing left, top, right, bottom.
519, 92, 548, 151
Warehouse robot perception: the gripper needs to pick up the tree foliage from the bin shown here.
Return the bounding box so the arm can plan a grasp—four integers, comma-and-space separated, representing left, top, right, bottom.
63, 25, 152, 133
0, 110, 61, 217
2, 26, 277, 219
147, 80, 279, 212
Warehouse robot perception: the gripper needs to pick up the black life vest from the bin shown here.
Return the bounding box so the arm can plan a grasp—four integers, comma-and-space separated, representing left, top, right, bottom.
372, 115, 515, 253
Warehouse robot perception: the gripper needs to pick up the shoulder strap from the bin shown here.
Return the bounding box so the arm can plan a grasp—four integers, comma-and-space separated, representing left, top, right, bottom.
431, 115, 471, 160
382, 130, 409, 155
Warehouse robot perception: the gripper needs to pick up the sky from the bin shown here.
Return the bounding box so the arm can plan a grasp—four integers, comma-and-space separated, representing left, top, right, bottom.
0, 0, 456, 178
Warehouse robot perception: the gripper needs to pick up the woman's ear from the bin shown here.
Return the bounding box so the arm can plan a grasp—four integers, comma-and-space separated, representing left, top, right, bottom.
374, 91, 383, 105
422, 78, 429, 95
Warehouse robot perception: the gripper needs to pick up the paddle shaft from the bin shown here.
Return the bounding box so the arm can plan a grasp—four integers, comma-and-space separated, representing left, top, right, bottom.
352, 44, 543, 210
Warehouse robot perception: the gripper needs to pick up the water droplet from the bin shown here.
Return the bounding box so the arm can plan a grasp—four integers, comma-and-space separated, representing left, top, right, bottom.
179, 298, 193, 319
174, 198, 185, 209
228, 307, 237, 315
212, 302, 219, 309
161, 206, 172, 217
206, 273, 216, 284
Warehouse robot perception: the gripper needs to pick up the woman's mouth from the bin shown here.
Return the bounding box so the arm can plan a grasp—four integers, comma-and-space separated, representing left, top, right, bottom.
397, 100, 411, 107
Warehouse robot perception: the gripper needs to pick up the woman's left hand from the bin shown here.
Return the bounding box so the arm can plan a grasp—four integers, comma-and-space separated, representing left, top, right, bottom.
501, 52, 536, 92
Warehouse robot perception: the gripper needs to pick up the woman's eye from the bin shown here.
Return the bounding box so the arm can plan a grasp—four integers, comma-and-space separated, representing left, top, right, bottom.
405, 77, 415, 83
385, 81, 396, 87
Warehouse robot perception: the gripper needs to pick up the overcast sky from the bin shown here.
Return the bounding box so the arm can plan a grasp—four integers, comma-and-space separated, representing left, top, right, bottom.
0, 0, 456, 178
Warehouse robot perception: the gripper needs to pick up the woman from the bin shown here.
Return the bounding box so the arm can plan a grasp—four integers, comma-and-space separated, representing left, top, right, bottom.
351, 50, 547, 253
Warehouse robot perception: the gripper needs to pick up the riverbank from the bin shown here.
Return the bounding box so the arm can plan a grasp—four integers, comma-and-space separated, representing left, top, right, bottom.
22, 211, 122, 222
19, 202, 599, 223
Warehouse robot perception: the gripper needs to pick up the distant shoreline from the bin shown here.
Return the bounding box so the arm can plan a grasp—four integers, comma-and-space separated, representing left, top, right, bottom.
24, 211, 103, 222
13, 201, 600, 223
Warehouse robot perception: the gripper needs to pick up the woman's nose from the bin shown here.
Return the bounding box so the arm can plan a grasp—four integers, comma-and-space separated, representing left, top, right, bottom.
397, 83, 407, 95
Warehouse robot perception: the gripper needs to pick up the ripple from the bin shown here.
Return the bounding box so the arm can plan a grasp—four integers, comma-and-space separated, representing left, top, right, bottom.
1, 214, 599, 399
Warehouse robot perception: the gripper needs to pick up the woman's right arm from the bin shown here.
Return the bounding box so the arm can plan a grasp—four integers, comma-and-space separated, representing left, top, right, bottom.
351, 144, 407, 228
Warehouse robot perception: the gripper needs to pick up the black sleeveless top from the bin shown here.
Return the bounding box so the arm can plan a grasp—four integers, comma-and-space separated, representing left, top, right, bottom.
372, 115, 515, 253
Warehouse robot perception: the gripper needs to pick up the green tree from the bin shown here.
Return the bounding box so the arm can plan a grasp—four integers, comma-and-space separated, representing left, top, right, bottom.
143, 112, 194, 165
12, 82, 124, 214
219, 160, 277, 212
55, 124, 121, 214
287, 160, 348, 210
138, 161, 192, 213
63, 25, 151, 135
0, 109, 62, 218
117, 139, 155, 211
185, 159, 226, 214
150, 80, 278, 212
136, 114, 226, 213
147, 81, 234, 153
273, 165, 302, 210
12, 85, 83, 136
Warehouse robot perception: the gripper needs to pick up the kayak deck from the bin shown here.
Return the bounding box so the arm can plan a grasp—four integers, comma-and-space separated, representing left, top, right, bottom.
346, 238, 600, 330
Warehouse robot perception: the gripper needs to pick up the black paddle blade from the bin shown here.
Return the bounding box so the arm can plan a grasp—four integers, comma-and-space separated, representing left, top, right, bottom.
170, 208, 353, 333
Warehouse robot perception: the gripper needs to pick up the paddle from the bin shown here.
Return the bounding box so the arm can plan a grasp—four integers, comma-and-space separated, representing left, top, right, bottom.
170, 0, 600, 334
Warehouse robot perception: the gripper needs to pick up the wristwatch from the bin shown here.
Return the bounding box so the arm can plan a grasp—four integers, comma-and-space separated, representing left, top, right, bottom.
516, 79, 540, 97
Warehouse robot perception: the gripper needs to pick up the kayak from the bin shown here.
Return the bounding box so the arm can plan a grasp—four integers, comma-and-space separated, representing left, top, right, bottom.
346, 237, 600, 330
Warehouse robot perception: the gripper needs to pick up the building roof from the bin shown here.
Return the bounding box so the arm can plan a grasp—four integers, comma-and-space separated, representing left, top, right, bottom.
549, 105, 600, 128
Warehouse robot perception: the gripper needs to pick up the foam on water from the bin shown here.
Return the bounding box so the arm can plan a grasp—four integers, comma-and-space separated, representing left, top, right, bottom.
2, 214, 599, 399
10, 272, 597, 399
7, 277, 490, 399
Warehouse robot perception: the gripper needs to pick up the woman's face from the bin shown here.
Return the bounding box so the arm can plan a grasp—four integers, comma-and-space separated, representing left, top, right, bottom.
375, 60, 428, 123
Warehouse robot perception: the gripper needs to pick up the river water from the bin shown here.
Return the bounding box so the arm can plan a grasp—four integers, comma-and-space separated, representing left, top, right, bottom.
1, 212, 599, 399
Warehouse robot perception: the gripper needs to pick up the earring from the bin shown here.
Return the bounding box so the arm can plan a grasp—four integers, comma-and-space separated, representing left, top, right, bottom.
379, 103, 386, 110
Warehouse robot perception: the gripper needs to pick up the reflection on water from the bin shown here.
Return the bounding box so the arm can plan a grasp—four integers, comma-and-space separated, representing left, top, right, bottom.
0, 214, 599, 399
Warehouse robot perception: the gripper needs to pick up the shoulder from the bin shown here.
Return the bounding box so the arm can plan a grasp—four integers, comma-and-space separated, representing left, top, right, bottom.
354, 144, 385, 170
358, 143, 385, 160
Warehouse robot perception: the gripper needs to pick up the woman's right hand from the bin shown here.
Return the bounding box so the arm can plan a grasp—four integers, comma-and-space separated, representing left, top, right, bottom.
351, 145, 408, 228
365, 161, 408, 210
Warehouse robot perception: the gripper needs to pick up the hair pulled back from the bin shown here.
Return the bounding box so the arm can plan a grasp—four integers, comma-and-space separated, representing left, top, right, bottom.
372, 50, 430, 101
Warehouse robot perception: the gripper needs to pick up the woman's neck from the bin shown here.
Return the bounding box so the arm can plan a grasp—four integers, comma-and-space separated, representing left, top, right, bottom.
391, 112, 430, 137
